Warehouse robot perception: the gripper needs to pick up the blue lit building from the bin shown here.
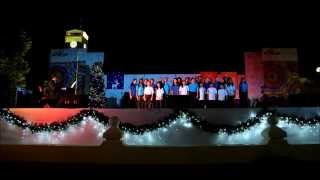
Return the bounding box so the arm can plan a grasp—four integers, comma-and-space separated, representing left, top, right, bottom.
49, 29, 104, 95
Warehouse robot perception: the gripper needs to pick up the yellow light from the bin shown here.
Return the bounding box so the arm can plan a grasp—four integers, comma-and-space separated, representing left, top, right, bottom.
70, 41, 77, 48
65, 36, 82, 43
82, 31, 89, 40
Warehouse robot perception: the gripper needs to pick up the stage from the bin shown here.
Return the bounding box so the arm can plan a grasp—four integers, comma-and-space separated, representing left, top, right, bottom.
1, 108, 320, 146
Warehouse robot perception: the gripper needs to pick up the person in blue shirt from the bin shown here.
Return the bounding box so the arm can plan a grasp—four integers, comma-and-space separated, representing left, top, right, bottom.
150, 78, 157, 89
204, 77, 211, 90
170, 78, 180, 95
136, 79, 145, 108
188, 78, 198, 106
129, 79, 137, 108
239, 77, 248, 106
188, 78, 198, 94
213, 76, 221, 90
226, 78, 236, 106
163, 79, 170, 95
162, 78, 170, 108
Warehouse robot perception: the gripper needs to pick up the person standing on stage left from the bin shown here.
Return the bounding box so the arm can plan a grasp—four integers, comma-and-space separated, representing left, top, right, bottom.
207, 83, 218, 107
197, 82, 206, 108
179, 80, 189, 96
179, 80, 189, 108
188, 78, 198, 98
155, 81, 164, 108
217, 84, 227, 106
150, 78, 156, 108
188, 78, 198, 107
163, 78, 170, 95
144, 78, 148, 87
239, 77, 249, 107
226, 78, 236, 106
204, 77, 211, 90
129, 79, 137, 108
163, 78, 170, 107
144, 80, 154, 109
170, 78, 180, 95
136, 79, 145, 109
150, 78, 156, 89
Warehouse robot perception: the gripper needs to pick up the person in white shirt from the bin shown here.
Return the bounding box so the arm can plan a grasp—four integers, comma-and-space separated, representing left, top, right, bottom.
197, 83, 206, 108
155, 82, 164, 108
144, 81, 154, 109
179, 80, 189, 95
217, 84, 227, 105
197, 83, 206, 101
207, 83, 218, 101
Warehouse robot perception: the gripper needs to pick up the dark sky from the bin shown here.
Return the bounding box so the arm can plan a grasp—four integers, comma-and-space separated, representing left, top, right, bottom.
1, 7, 320, 87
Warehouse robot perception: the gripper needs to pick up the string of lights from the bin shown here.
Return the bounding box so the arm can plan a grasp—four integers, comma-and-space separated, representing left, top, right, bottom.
0, 109, 108, 133
277, 112, 320, 127
1, 108, 320, 135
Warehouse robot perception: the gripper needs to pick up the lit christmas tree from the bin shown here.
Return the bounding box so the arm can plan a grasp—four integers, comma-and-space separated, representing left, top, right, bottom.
88, 62, 105, 108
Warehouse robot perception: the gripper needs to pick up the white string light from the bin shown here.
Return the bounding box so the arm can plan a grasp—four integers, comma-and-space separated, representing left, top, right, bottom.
1, 110, 320, 146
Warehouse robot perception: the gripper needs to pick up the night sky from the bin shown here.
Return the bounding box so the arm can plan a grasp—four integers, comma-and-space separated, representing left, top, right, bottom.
1, 8, 320, 88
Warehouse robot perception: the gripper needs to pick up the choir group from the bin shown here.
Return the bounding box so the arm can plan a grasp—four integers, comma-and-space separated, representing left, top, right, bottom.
128, 76, 249, 108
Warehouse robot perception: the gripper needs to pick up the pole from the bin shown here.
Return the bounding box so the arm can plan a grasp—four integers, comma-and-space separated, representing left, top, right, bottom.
15, 88, 18, 107
75, 49, 79, 95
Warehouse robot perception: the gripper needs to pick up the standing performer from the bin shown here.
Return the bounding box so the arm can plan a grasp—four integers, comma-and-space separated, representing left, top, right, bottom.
170, 79, 180, 95
162, 78, 170, 108
136, 79, 145, 108
226, 78, 236, 106
150, 78, 156, 108
179, 80, 189, 96
129, 79, 137, 108
155, 81, 164, 108
217, 84, 227, 106
188, 78, 198, 107
197, 83, 206, 107
207, 83, 218, 107
179, 80, 189, 108
239, 77, 249, 107
144, 81, 154, 109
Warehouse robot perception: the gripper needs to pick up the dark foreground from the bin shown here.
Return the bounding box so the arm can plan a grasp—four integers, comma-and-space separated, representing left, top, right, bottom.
1, 157, 320, 178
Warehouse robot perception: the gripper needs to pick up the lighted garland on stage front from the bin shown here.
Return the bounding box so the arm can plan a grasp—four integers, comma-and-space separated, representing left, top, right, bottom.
1, 108, 320, 135
119, 110, 265, 135
0, 109, 109, 133
276, 112, 320, 129
118, 111, 182, 135
189, 110, 266, 134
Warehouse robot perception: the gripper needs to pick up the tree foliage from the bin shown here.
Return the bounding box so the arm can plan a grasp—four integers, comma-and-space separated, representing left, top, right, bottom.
0, 30, 31, 87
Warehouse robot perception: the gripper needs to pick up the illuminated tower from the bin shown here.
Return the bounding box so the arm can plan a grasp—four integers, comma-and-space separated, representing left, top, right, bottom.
65, 29, 89, 49
49, 29, 104, 96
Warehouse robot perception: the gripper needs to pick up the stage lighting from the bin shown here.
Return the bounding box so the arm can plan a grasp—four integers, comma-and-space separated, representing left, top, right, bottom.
316, 67, 320, 73
70, 41, 78, 48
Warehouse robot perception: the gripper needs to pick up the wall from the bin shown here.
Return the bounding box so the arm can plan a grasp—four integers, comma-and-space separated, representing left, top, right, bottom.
245, 52, 264, 100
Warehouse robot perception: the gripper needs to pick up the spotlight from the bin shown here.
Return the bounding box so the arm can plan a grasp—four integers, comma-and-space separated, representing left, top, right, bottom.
316, 67, 320, 73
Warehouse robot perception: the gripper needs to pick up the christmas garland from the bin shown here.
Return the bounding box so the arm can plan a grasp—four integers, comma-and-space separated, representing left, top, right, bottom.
0, 109, 109, 133
119, 111, 182, 135
1, 108, 320, 135
189, 110, 266, 134
276, 112, 320, 126
119, 109, 267, 135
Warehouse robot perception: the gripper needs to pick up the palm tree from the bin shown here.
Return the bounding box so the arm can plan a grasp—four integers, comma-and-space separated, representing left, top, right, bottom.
0, 31, 31, 106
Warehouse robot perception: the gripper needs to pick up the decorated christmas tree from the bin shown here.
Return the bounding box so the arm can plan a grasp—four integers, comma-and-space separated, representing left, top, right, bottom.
88, 62, 105, 108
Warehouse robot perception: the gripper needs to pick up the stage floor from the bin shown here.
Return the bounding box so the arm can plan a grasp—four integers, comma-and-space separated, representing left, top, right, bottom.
1, 108, 320, 146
